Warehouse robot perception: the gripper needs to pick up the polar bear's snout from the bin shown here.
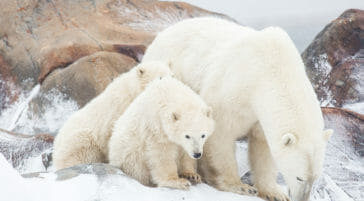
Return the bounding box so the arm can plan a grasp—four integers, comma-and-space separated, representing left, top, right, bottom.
193, 152, 202, 159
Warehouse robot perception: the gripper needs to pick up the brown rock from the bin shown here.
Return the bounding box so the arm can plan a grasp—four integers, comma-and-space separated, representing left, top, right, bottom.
302, 9, 364, 107
0, 54, 20, 110
31, 51, 137, 110
322, 107, 364, 156
0, 0, 227, 87
0, 0, 230, 114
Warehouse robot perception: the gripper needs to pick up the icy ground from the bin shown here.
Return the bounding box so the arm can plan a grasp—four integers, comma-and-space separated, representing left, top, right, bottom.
0, 153, 260, 201
0, 85, 363, 201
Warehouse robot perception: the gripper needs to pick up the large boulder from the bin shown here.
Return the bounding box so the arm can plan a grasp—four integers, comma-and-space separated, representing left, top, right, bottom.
0, 0, 229, 109
31, 51, 137, 111
302, 9, 364, 107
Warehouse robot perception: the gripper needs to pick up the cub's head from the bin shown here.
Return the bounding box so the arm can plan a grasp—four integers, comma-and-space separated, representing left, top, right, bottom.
161, 106, 215, 159
274, 129, 333, 201
134, 61, 173, 88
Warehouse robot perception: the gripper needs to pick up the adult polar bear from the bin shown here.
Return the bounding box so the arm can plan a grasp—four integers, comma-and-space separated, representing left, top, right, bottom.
142, 18, 332, 201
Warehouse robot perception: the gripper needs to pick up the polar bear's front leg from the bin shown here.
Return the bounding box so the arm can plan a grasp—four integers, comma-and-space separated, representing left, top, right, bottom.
200, 132, 258, 196
147, 146, 191, 190
248, 123, 290, 201
178, 152, 201, 184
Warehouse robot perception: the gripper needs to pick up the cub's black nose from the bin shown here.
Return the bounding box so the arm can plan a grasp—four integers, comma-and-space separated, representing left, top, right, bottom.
193, 153, 202, 159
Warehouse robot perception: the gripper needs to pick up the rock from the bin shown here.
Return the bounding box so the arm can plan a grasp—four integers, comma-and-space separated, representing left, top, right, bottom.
22, 163, 123, 180
322, 107, 364, 156
0, 0, 229, 105
0, 128, 54, 168
31, 51, 137, 109
319, 107, 364, 199
54, 163, 123, 181
0, 55, 20, 110
302, 9, 364, 107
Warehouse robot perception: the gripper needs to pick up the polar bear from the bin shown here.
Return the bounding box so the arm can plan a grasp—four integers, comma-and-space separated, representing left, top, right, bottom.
142, 18, 333, 201
53, 61, 172, 170
108, 77, 215, 189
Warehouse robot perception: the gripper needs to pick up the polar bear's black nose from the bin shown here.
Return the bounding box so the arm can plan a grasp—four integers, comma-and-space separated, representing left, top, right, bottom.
193, 153, 202, 159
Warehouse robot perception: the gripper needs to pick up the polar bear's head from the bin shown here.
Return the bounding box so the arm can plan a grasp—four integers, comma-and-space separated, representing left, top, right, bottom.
274, 129, 333, 201
158, 80, 215, 160
163, 108, 215, 159
134, 61, 173, 88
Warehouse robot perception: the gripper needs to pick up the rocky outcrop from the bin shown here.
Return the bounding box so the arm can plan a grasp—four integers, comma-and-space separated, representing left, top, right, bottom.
0, 128, 53, 168
32, 52, 137, 110
0, 0, 229, 108
22, 163, 123, 180
322, 107, 364, 156
302, 9, 364, 107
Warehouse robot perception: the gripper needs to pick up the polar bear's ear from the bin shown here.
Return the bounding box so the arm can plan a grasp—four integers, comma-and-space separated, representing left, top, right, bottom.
167, 60, 172, 69
281, 133, 297, 146
323, 129, 333, 141
137, 67, 145, 77
206, 107, 212, 118
172, 112, 180, 121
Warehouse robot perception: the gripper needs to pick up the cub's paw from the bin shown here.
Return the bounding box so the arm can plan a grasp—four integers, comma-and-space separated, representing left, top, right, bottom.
259, 191, 290, 201
159, 178, 191, 190
180, 172, 202, 184
219, 183, 258, 196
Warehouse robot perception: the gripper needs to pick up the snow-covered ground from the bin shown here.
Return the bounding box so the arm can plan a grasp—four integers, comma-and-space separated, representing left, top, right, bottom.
0, 152, 262, 201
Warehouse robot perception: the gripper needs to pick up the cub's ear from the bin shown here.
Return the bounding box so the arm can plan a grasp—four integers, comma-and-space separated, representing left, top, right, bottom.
172, 112, 180, 121
323, 129, 333, 141
167, 60, 172, 69
206, 107, 212, 118
281, 133, 297, 146
137, 66, 145, 77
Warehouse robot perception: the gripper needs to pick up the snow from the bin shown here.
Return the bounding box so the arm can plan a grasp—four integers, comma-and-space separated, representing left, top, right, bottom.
0, 87, 78, 135
0, 153, 99, 201
344, 102, 364, 114
0, 153, 262, 201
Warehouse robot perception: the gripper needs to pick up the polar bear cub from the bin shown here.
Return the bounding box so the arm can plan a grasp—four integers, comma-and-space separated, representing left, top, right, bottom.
53, 61, 172, 170
109, 77, 215, 189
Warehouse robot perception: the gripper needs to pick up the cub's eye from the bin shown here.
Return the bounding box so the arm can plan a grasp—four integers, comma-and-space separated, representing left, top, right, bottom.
296, 177, 304, 182
185, 135, 190, 139
201, 134, 206, 138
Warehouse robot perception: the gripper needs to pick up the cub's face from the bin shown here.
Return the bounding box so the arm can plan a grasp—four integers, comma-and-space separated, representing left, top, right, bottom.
162, 107, 215, 159
135, 61, 173, 88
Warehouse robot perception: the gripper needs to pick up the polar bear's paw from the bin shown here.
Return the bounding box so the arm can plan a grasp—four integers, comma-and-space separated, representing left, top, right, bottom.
180, 172, 202, 184
218, 182, 258, 196
159, 178, 191, 190
258, 190, 290, 201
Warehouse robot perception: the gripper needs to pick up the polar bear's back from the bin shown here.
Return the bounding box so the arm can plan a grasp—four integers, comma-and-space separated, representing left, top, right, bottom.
144, 18, 294, 92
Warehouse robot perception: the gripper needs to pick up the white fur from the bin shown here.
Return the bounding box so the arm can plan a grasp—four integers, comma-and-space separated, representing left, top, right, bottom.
142, 17, 332, 201
53, 61, 172, 170
108, 77, 215, 189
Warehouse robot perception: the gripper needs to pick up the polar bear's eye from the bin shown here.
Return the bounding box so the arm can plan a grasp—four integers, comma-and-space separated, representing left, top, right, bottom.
296, 177, 304, 182
185, 135, 190, 139
201, 134, 205, 138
